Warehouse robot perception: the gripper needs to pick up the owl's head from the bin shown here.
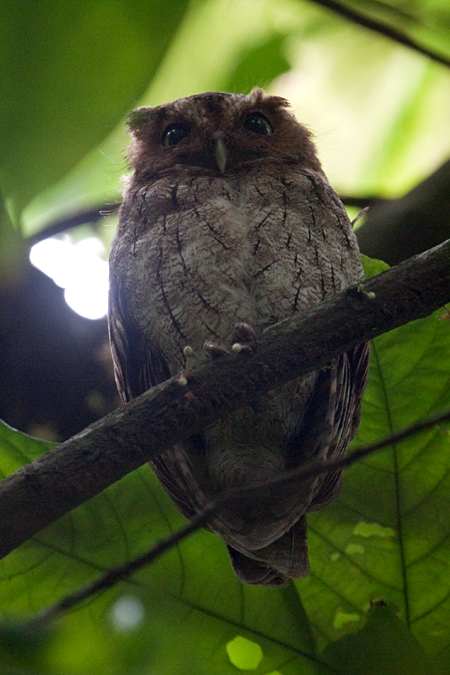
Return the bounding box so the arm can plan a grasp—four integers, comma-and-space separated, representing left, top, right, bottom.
125, 88, 322, 183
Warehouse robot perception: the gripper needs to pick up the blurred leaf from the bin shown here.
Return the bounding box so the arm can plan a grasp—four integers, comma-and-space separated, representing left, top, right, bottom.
0, 193, 24, 287
278, 3, 450, 197
0, 0, 190, 224
0, 621, 54, 674
345, 0, 450, 57
225, 33, 291, 93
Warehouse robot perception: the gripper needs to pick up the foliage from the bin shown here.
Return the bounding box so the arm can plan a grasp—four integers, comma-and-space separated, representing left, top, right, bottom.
1, 0, 450, 673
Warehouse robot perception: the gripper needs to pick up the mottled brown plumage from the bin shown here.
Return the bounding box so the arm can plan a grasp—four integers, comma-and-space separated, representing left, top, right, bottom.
108, 88, 369, 586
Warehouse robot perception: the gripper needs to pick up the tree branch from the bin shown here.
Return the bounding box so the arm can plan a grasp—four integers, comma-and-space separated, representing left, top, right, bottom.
0, 240, 449, 560
309, 0, 450, 69
30, 405, 450, 624
26, 204, 117, 248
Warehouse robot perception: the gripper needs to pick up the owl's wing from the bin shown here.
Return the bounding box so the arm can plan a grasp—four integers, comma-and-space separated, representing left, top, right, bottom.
109, 273, 211, 519
298, 341, 370, 510
108, 275, 170, 402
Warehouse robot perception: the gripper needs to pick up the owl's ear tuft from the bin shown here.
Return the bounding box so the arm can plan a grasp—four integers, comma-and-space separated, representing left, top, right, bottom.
248, 87, 290, 110
126, 107, 155, 134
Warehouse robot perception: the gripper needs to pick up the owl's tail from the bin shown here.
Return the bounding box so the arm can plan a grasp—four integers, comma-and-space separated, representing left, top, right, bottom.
226, 516, 309, 586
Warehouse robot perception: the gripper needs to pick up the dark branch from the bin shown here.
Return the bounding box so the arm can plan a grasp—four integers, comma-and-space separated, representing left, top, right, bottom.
309, 0, 450, 68
31, 404, 450, 624
0, 240, 449, 560
26, 204, 118, 248
340, 195, 384, 209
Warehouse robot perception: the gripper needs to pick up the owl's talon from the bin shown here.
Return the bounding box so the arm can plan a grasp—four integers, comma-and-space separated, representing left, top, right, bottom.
203, 341, 230, 360
183, 345, 195, 372
356, 284, 376, 300
231, 322, 257, 353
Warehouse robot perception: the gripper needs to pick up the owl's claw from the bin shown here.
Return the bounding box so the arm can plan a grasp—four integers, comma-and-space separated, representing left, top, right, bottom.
203, 341, 230, 360
204, 323, 256, 360
183, 345, 195, 371
231, 323, 257, 354
178, 345, 195, 385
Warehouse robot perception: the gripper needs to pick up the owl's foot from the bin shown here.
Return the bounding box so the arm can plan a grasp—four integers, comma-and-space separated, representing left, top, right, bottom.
203, 341, 230, 360
183, 345, 195, 371
178, 346, 195, 386
204, 323, 256, 361
231, 322, 257, 354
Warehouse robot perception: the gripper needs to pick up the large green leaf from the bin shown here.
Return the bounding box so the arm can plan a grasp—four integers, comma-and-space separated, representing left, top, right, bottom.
300, 258, 450, 659
323, 603, 435, 675
0, 0, 190, 225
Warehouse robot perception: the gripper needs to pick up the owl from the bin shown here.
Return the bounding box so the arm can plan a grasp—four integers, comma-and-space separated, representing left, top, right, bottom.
108, 88, 369, 586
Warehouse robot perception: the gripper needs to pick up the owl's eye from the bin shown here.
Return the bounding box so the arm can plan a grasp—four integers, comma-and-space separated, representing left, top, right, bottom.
162, 123, 190, 147
244, 113, 272, 136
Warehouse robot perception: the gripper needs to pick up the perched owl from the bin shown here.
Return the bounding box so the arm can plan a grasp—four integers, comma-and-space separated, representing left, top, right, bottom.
108, 88, 369, 586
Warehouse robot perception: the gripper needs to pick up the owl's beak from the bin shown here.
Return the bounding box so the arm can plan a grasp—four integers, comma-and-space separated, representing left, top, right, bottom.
215, 138, 227, 173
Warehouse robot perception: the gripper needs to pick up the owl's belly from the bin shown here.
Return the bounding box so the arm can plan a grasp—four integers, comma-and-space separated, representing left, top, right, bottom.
126, 171, 360, 378
132, 197, 303, 371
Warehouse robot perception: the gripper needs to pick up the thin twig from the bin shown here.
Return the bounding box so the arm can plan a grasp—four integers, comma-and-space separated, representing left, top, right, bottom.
26, 204, 118, 247
310, 0, 450, 68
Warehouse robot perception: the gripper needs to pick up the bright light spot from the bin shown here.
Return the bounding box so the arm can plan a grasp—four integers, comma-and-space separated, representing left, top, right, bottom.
109, 595, 145, 631
333, 610, 360, 630
30, 235, 108, 320
353, 522, 396, 539
226, 636, 263, 670
345, 543, 365, 556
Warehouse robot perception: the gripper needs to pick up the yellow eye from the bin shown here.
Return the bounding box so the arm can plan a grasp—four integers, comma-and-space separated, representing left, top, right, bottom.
244, 113, 272, 135
162, 123, 190, 147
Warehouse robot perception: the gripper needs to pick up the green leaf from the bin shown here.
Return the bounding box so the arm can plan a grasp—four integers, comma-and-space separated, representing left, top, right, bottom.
0, 420, 54, 478
323, 603, 434, 675
299, 276, 450, 656
361, 253, 390, 278
0, 0, 190, 223
225, 33, 291, 93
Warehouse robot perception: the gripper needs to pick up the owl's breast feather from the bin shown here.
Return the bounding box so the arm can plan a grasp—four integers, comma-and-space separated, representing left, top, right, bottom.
118, 170, 362, 375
